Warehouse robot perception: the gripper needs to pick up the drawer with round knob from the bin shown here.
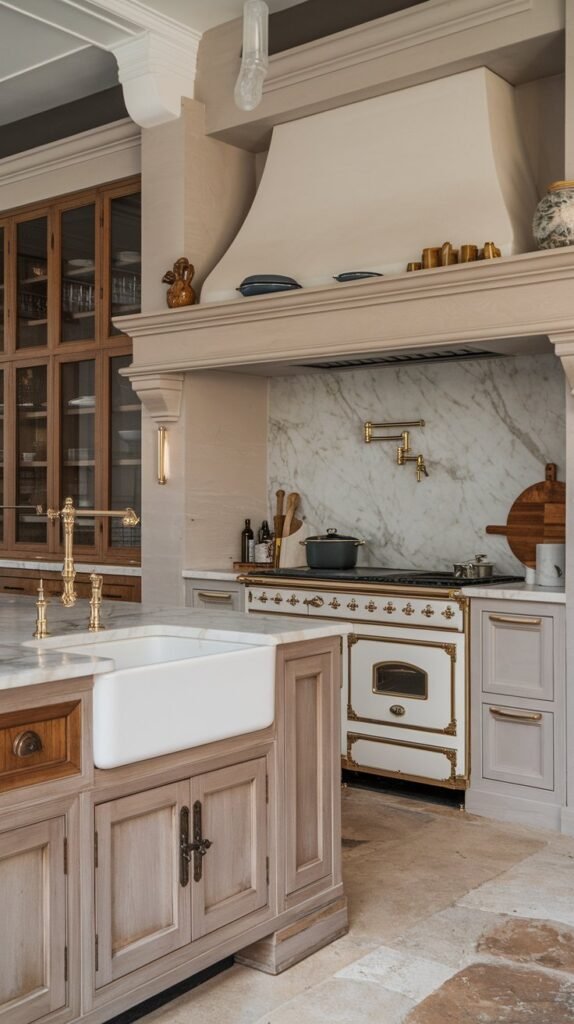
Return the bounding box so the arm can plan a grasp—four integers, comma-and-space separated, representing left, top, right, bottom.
0, 700, 82, 793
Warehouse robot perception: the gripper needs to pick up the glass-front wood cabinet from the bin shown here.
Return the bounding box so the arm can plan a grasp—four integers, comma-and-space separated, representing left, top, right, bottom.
0, 178, 141, 565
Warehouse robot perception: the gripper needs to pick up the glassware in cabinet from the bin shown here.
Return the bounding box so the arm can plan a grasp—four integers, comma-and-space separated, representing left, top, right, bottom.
16, 364, 47, 543
109, 193, 141, 336
16, 217, 48, 350
0, 225, 5, 354
60, 359, 96, 547
60, 204, 96, 343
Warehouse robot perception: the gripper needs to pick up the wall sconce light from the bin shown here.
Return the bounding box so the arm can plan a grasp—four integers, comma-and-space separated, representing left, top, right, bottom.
157, 425, 167, 485
364, 419, 429, 482
234, 0, 269, 111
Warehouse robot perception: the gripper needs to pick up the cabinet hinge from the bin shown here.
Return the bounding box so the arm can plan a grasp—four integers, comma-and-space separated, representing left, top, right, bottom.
266, 856, 269, 886
94, 831, 98, 869
64, 945, 68, 982
95, 934, 99, 972
63, 836, 68, 875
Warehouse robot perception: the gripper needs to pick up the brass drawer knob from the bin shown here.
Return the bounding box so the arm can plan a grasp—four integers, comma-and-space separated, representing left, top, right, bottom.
421, 604, 435, 618
13, 730, 43, 758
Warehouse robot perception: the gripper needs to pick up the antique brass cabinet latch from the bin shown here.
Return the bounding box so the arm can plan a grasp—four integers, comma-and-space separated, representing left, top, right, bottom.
179, 802, 213, 886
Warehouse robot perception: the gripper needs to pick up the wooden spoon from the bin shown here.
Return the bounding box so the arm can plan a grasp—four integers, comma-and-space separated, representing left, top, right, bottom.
282, 492, 299, 539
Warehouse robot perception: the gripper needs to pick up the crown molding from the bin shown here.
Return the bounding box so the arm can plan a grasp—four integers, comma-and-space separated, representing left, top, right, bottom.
0, 119, 140, 187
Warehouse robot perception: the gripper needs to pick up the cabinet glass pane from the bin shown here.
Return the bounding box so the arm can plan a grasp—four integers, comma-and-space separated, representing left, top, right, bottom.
110, 194, 141, 336
61, 205, 95, 343
110, 354, 141, 550
61, 361, 95, 546
16, 366, 47, 543
17, 218, 48, 349
0, 227, 5, 353
0, 370, 3, 543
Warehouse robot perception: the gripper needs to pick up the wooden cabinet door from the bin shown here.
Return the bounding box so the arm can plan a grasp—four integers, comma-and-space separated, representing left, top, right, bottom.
94, 781, 191, 986
283, 649, 334, 895
0, 816, 67, 1024
191, 759, 268, 939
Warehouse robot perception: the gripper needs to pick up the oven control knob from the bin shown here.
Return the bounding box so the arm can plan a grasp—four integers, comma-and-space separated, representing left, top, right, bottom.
390, 704, 406, 717
383, 602, 396, 614
402, 602, 415, 616
286, 595, 300, 606
347, 599, 359, 611
421, 604, 435, 618
441, 605, 456, 620
272, 594, 283, 605
304, 596, 324, 608
329, 598, 341, 609
257, 592, 268, 603
365, 600, 377, 612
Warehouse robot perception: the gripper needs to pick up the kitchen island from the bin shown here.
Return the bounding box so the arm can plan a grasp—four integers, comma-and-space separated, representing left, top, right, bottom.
0, 595, 350, 1024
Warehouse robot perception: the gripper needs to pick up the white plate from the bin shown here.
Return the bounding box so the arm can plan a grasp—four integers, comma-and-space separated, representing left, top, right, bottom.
118, 429, 141, 442
68, 395, 95, 408
67, 258, 94, 268
115, 251, 140, 264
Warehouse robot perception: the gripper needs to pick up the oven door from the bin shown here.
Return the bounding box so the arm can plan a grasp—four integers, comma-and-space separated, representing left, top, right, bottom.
347, 632, 459, 735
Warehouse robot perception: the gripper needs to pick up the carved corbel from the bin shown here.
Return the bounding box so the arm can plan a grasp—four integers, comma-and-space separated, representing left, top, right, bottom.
548, 333, 574, 395
110, 30, 199, 128
124, 372, 184, 423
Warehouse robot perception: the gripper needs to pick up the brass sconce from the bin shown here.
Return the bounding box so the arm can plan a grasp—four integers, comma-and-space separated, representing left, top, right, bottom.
364, 419, 429, 482
157, 425, 167, 485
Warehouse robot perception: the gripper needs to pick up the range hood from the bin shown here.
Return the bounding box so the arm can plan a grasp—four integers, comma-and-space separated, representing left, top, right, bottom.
201, 67, 537, 304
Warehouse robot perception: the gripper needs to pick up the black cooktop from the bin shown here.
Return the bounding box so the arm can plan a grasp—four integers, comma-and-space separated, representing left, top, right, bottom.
247, 567, 524, 588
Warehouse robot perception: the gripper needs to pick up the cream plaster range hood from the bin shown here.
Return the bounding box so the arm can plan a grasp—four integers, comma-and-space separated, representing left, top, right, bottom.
201, 67, 537, 303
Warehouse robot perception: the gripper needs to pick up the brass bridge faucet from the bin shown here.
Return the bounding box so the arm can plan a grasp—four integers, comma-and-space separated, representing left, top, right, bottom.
46, 497, 140, 617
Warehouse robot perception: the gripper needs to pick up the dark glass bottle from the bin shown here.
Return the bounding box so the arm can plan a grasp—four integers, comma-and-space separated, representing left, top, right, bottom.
241, 518, 254, 562
258, 519, 271, 543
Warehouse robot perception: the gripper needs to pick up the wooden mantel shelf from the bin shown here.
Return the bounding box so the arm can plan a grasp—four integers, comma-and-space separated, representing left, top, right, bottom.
118, 250, 574, 378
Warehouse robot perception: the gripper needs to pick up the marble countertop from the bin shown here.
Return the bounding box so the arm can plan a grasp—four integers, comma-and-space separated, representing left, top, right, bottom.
182, 569, 239, 581
461, 581, 566, 603
0, 594, 350, 690
0, 558, 141, 577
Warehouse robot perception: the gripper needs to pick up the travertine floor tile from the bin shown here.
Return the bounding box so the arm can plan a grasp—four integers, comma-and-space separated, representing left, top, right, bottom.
335, 945, 455, 1001
478, 917, 574, 972
390, 905, 500, 969
252, 976, 415, 1024
458, 847, 574, 926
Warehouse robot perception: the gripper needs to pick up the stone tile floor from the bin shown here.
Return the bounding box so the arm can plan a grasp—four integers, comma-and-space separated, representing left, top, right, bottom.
141, 785, 574, 1023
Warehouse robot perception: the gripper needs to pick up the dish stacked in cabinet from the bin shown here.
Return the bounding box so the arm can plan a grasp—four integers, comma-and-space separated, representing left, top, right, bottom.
466, 599, 566, 830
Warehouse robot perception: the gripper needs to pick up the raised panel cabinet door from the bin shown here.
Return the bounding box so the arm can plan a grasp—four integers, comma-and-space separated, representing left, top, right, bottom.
94, 781, 191, 987
482, 611, 554, 701
0, 816, 67, 1024
191, 759, 268, 939
284, 651, 333, 895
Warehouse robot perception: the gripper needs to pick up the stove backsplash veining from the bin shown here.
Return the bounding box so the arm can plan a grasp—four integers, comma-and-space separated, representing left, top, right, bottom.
268, 354, 565, 575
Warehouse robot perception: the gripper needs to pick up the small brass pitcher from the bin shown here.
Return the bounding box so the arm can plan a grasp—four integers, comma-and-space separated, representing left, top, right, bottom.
481, 241, 501, 259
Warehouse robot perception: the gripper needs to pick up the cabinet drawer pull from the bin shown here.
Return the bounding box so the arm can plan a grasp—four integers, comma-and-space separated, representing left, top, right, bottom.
489, 707, 542, 723
489, 614, 542, 626
197, 591, 233, 602
13, 730, 43, 757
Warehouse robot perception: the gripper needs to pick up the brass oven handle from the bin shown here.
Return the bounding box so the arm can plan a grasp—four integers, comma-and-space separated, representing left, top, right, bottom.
13, 730, 43, 757
196, 591, 234, 602
489, 614, 541, 626
489, 707, 542, 723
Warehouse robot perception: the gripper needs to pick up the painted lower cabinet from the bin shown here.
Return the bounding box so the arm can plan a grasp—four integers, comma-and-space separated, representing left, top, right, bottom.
0, 815, 67, 1024
467, 599, 566, 830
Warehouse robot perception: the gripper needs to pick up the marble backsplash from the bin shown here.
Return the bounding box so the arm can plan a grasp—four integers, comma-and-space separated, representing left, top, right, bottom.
268, 354, 566, 574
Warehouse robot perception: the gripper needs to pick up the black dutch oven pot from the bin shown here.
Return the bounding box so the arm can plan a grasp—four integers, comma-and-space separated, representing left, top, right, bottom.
300, 528, 364, 569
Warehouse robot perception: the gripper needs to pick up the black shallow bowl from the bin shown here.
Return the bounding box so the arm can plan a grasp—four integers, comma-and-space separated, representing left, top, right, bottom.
333, 271, 383, 282
237, 275, 302, 297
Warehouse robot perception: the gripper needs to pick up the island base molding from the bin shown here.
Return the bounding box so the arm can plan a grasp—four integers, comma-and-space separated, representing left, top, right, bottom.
236, 893, 349, 975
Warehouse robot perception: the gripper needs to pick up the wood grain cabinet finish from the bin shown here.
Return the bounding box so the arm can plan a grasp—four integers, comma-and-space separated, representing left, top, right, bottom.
283, 648, 335, 896
482, 610, 554, 701
0, 701, 81, 793
0, 816, 67, 1024
94, 760, 269, 986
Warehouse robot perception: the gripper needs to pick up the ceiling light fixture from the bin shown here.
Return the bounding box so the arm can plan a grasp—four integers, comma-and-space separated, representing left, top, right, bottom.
234, 0, 269, 111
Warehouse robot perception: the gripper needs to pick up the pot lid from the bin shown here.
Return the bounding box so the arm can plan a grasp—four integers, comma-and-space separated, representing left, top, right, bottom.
304, 528, 361, 543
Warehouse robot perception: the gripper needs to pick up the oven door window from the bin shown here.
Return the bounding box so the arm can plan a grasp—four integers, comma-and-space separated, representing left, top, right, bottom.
372, 661, 428, 700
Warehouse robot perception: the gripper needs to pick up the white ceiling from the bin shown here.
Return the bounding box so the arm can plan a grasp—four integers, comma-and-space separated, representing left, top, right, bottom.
0, 0, 304, 128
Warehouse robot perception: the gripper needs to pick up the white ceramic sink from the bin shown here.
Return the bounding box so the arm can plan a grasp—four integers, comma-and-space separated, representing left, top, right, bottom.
30, 629, 276, 769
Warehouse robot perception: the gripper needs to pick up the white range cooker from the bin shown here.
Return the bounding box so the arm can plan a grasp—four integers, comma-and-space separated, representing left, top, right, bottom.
241, 567, 523, 790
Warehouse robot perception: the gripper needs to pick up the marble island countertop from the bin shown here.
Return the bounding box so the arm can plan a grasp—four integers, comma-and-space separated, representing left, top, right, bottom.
0, 594, 350, 690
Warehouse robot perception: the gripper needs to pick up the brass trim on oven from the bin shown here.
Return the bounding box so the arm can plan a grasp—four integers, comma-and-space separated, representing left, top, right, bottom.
240, 574, 468, 605
247, 605, 463, 633
371, 661, 429, 701
345, 731, 466, 788
347, 634, 457, 736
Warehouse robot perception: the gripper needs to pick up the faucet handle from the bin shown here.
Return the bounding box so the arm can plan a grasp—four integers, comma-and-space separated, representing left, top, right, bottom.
89, 573, 105, 633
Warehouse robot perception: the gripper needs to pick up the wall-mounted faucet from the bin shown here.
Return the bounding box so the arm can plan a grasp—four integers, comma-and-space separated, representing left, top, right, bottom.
363, 419, 429, 482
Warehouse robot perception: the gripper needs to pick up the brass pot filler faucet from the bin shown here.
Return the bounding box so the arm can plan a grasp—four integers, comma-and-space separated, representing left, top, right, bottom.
364, 419, 428, 482
1, 500, 140, 637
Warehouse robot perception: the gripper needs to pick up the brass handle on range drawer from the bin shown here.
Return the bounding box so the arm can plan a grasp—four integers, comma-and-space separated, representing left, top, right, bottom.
489, 707, 542, 722
304, 596, 324, 608
197, 591, 234, 602
488, 614, 541, 626
13, 730, 43, 757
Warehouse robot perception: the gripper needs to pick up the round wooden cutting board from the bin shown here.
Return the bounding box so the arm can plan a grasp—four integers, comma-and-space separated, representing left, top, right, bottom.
486, 463, 565, 568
